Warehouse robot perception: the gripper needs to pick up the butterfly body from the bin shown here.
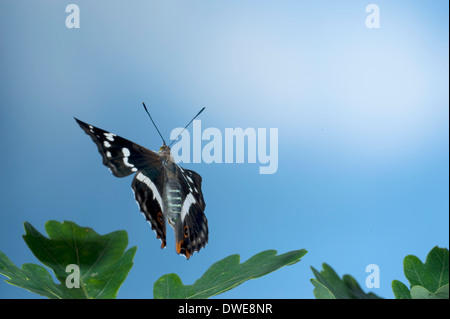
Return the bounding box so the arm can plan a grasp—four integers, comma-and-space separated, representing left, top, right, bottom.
75, 118, 208, 259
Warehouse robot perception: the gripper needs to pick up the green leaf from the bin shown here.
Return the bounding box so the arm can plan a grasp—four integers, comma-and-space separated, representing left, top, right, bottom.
392, 246, 449, 299
403, 246, 449, 294
311, 263, 382, 299
433, 284, 449, 299
0, 221, 136, 299
410, 285, 433, 299
311, 278, 336, 299
343, 274, 380, 299
392, 280, 411, 299
410, 284, 449, 299
0, 251, 71, 299
153, 249, 307, 299
311, 264, 349, 299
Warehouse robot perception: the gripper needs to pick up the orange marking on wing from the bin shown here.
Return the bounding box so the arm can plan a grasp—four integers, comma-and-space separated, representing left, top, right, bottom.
176, 240, 182, 254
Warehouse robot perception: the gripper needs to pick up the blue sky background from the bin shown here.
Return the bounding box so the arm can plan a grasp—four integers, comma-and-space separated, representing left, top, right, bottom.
0, 1, 448, 299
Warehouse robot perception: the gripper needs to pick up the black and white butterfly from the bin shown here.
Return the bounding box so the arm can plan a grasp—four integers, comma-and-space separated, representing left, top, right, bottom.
75, 104, 208, 259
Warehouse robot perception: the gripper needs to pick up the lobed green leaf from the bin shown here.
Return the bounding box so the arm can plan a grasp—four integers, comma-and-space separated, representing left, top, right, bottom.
0, 221, 136, 299
394, 246, 449, 299
154, 249, 307, 299
310, 263, 382, 299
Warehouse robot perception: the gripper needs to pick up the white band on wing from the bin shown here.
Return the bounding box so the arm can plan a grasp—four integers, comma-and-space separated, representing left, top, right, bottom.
181, 193, 196, 222
136, 172, 164, 213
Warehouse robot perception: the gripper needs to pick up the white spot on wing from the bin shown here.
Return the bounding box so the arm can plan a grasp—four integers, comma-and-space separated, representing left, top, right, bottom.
122, 148, 130, 157
103, 141, 111, 148
123, 157, 134, 168
121, 147, 136, 170
104, 132, 116, 141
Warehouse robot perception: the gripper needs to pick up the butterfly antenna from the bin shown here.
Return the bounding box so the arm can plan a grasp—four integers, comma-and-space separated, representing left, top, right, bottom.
168, 107, 205, 147
142, 102, 166, 145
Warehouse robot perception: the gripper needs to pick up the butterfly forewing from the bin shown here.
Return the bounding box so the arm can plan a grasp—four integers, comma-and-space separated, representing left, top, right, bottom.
75, 117, 161, 177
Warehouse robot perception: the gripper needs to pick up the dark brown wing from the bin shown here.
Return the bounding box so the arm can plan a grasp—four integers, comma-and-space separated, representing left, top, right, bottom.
75, 117, 161, 177
132, 170, 167, 249
173, 167, 208, 259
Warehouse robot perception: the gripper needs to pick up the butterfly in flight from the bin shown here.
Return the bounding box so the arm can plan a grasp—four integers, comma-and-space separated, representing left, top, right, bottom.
75, 103, 208, 259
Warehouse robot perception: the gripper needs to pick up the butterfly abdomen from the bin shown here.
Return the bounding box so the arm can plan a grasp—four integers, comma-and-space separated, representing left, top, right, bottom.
166, 188, 182, 211
163, 183, 183, 223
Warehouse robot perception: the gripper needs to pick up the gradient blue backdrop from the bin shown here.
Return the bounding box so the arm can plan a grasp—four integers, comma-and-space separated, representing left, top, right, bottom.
0, 0, 448, 299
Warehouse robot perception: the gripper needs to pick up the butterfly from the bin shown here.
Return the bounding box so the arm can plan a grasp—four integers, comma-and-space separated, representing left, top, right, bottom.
74, 104, 208, 259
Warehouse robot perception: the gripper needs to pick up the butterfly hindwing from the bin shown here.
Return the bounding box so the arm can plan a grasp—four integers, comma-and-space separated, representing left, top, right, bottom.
75, 117, 161, 177
174, 167, 208, 259
174, 203, 208, 259
132, 170, 167, 248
